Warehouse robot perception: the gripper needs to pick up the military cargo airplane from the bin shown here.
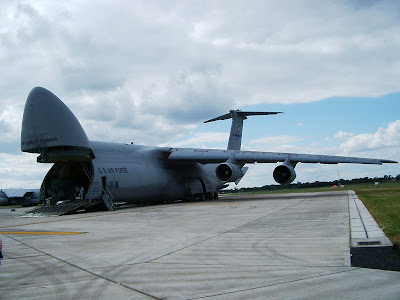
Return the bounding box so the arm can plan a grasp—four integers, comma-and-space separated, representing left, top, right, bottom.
21, 87, 397, 211
0, 189, 40, 206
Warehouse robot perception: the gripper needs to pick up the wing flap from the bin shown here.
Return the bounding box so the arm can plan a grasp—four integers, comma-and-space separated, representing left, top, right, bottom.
234, 152, 288, 163
168, 149, 231, 163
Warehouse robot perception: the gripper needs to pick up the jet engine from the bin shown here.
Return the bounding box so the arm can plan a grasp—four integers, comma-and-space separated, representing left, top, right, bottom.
215, 163, 244, 182
273, 164, 296, 184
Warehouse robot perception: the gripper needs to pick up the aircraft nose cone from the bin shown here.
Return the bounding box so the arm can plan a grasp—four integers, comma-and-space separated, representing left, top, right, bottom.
21, 87, 90, 153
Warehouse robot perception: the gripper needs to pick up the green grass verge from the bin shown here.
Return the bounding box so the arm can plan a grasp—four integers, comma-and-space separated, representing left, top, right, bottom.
353, 184, 400, 257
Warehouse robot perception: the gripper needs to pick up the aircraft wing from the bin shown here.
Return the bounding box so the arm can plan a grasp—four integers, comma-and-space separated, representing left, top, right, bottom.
167, 148, 397, 165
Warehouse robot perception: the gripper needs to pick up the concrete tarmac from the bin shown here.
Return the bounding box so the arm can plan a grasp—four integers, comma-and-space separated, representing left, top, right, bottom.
0, 191, 399, 299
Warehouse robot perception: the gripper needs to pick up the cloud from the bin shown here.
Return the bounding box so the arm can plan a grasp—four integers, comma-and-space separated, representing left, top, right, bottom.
1, 1, 400, 187
0, 153, 51, 188
162, 132, 229, 149
3, 1, 400, 108
249, 135, 304, 145
334, 131, 355, 139
339, 120, 400, 153
0, 104, 24, 154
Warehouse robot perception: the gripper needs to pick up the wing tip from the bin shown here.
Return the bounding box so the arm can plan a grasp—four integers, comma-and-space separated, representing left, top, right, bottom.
380, 159, 398, 164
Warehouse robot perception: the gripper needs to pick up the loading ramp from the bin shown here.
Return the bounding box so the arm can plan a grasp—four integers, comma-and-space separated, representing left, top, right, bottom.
20, 200, 91, 217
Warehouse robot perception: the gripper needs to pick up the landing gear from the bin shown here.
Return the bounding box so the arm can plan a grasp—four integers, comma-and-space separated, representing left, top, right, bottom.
205, 192, 213, 200
184, 191, 219, 202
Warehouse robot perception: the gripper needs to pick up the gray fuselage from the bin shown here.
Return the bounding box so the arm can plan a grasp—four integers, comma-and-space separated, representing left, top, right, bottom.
41, 141, 223, 205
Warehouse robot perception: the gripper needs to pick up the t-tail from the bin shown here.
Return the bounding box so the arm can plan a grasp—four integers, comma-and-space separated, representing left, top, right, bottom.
204, 110, 282, 150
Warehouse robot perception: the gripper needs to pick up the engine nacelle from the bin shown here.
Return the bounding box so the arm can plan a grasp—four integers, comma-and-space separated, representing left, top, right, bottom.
215, 163, 244, 182
273, 164, 296, 184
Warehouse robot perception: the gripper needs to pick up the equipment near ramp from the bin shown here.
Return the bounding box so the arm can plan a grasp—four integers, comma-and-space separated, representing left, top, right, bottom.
20, 200, 90, 217
102, 186, 116, 211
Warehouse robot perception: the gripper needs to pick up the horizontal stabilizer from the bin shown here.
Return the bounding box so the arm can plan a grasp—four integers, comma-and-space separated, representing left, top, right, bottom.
204, 110, 282, 123
204, 110, 282, 151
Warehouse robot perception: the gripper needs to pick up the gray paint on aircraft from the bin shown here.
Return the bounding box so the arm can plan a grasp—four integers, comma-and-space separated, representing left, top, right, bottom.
21, 87, 91, 153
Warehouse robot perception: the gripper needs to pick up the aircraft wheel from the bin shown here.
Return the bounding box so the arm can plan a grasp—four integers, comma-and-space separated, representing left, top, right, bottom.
213, 192, 219, 200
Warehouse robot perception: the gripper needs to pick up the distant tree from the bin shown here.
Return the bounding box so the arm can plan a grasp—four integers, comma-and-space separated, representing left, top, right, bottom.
383, 175, 393, 181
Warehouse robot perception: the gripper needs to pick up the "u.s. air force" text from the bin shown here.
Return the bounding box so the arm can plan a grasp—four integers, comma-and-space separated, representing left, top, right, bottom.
98, 167, 129, 174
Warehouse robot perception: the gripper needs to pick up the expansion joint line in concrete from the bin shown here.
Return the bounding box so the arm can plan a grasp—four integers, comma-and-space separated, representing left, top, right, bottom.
3, 234, 161, 300
145, 197, 308, 264
349, 191, 369, 238
346, 192, 353, 248
187, 268, 361, 300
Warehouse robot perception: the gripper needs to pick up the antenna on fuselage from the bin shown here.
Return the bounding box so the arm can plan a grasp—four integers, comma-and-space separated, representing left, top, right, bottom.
204, 110, 282, 151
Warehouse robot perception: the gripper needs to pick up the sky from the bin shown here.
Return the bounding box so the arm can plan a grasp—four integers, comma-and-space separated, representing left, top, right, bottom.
0, 0, 399, 189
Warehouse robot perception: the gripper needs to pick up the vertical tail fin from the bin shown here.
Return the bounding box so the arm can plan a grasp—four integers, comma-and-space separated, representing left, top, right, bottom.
204, 110, 282, 151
